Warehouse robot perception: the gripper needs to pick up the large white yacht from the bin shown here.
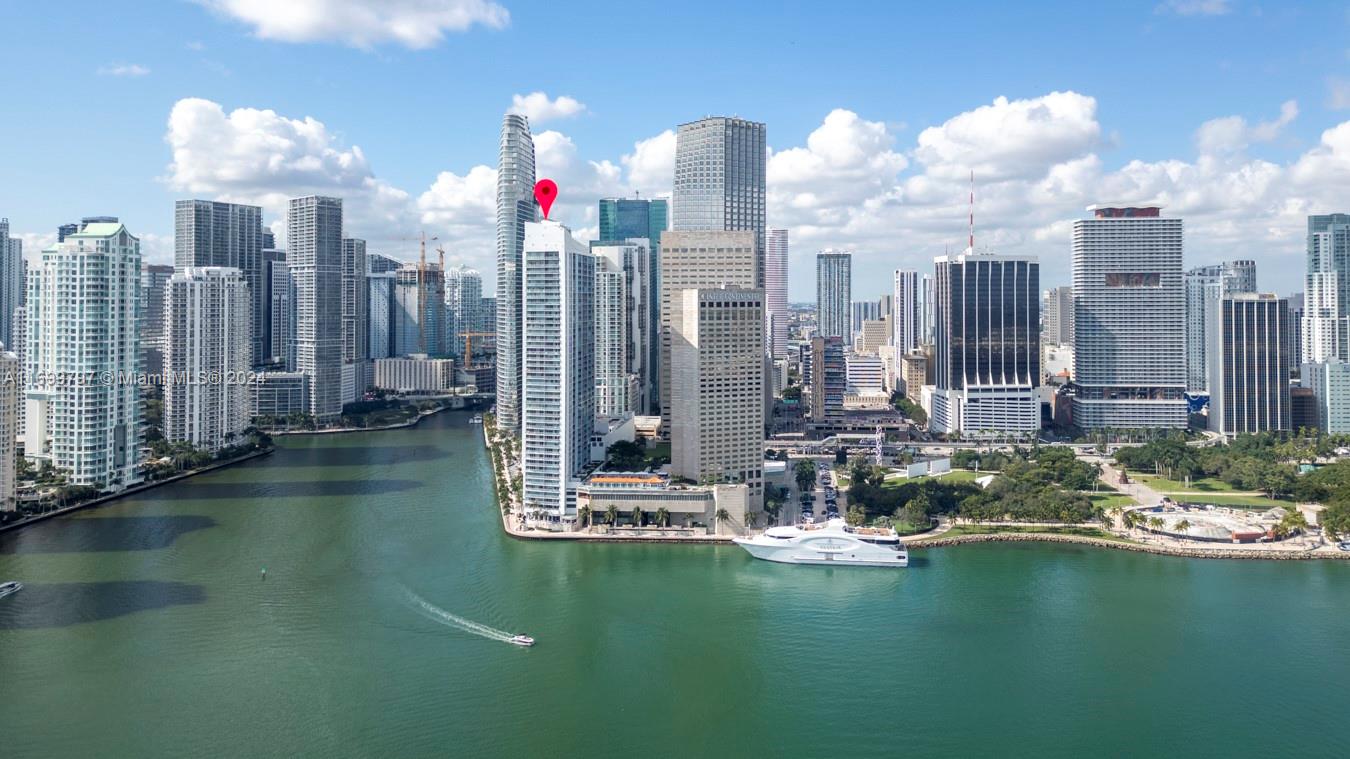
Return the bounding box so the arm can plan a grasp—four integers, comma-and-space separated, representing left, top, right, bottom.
733, 519, 909, 567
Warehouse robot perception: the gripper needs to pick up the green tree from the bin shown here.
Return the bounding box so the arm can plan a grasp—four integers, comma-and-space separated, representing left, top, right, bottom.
845, 505, 866, 526
1322, 499, 1350, 540
630, 506, 644, 527
606, 505, 620, 527
714, 508, 731, 535
604, 440, 647, 471
654, 507, 670, 528
577, 506, 592, 531
794, 460, 817, 493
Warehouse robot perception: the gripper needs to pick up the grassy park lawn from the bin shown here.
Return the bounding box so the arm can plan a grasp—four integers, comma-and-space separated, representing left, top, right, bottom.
1133, 474, 1236, 493
1088, 492, 1137, 509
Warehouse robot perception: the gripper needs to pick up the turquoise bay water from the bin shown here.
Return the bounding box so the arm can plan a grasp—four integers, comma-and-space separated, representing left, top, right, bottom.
1, 412, 1347, 757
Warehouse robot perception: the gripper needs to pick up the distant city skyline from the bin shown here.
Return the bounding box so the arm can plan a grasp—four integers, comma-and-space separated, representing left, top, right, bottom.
3, 3, 1348, 300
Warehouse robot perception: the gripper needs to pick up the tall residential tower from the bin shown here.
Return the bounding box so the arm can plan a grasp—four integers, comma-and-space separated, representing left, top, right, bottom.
495, 113, 539, 432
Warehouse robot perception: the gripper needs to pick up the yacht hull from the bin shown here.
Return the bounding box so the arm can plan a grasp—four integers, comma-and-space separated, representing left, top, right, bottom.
734, 539, 909, 567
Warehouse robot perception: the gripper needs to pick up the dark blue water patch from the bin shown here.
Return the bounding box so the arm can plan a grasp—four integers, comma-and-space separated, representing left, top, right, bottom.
278, 445, 449, 467
0, 516, 217, 554
0, 581, 205, 629
153, 479, 424, 500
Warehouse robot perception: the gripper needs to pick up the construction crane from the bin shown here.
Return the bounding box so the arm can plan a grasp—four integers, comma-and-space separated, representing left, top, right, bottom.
460, 332, 494, 362
405, 232, 438, 355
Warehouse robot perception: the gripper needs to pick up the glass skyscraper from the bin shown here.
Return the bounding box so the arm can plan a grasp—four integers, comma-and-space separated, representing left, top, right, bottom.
672, 117, 766, 285
495, 113, 539, 432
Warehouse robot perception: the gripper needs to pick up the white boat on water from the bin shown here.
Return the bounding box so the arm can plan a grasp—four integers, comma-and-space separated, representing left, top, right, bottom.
0, 580, 22, 599
509, 634, 535, 647
469, 415, 484, 425
733, 518, 909, 567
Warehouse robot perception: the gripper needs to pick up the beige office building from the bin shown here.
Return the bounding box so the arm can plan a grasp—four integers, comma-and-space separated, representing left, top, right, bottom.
670, 287, 764, 508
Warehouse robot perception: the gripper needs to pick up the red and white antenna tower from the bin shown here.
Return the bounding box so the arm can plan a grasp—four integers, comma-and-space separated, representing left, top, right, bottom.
968, 169, 975, 252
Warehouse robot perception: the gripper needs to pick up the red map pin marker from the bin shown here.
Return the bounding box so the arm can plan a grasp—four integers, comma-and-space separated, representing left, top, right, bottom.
534, 179, 558, 220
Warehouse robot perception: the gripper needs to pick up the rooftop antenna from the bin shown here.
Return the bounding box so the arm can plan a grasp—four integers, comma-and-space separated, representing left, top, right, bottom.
968, 170, 975, 252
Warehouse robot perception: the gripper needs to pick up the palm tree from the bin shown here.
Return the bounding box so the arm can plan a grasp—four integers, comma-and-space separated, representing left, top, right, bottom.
654, 507, 670, 528
745, 511, 759, 529
714, 508, 730, 535
630, 506, 644, 528
606, 504, 620, 528
1147, 516, 1164, 533
578, 505, 592, 531
1175, 519, 1191, 540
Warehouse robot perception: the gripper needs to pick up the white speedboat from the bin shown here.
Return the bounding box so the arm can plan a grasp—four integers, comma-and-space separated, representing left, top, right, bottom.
469, 414, 484, 424
734, 518, 909, 567
0, 580, 22, 599
509, 634, 535, 647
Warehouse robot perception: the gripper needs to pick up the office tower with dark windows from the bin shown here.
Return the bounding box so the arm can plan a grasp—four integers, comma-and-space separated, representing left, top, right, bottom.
262, 250, 293, 367
809, 335, 846, 424
658, 230, 757, 435
931, 249, 1040, 436
672, 117, 766, 283
521, 221, 594, 518
0, 218, 23, 351
496, 113, 539, 432
340, 238, 367, 366
765, 229, 789, 359
1303, 214, 1350, 364
1071, 206, 1187, 429
287, 196, 344, 421
164, 267, 252, 452
1185, 260, 1257, 392
174, 200, 266, 366
1207, 293, 1291, 435
141, 263, 174, 376
815, 251, 851, 339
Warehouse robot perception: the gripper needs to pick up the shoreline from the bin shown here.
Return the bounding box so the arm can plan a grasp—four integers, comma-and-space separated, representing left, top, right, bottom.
0, 447, 274, 534
265, 405, 456, 436
910, 531, 1350, 560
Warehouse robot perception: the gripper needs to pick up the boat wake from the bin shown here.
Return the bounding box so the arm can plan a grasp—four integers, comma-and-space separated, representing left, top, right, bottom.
401, 587, 515, 644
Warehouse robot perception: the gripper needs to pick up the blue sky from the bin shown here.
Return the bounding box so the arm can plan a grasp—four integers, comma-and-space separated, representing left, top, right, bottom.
3, 0, 1349, 299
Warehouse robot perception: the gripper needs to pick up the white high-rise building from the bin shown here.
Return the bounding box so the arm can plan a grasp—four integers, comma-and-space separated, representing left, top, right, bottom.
816, 251, 851, 339
521, 221, 594, 517
164, 267, 252, 452
893, 269, 920, 355
445, 264, 483, 359
658, 230, 758, 434
0, 348, 16, 511
1071, 206, 1187, 429
495, 113, 539, 432
592, 241, 649, 417
1302, 360, 1350, 434
25, 221, 142, 491
1303, 214, 1350, 365
174, 200, 266, 366
1042, 286, 1074, 346
0, 218, 24, 351
288, 196, 343, 421
671, 288, 765, 508
920, 273, 935, 345
672, 116, 767, 283
765, 229, 789, 359
931, 249, 1040, 436
1184, 260, 1257, 392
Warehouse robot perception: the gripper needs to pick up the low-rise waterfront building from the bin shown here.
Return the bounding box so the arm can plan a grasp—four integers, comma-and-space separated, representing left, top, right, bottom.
251, 371, 309, 418
373, 356, 456, 393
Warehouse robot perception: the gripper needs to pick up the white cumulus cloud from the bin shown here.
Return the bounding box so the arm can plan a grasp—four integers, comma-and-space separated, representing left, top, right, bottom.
98, 63, 150, 77
163, 97, 412, 238
195, 0, 508, 49
914, 92, 1101, 181
508, 92, 587, 124
1156, 0, 1232, 15
1195, 100, 1297, 155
